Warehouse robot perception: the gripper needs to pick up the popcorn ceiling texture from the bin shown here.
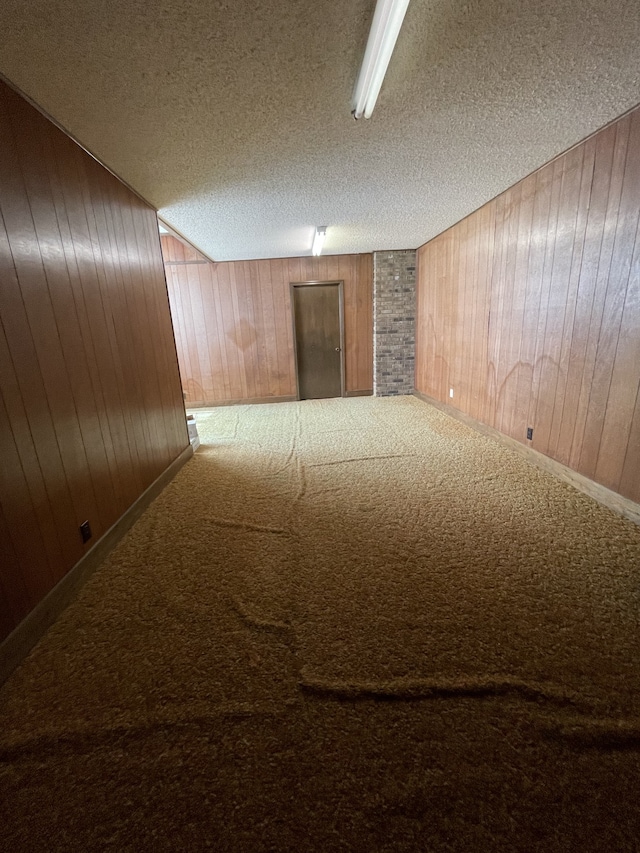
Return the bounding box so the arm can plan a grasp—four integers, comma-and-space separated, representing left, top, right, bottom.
1, 0, 639, 261
373, 250, 416, 396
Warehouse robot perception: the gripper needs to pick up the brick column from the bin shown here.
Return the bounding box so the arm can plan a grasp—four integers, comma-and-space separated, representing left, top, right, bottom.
373, 249, 416, 396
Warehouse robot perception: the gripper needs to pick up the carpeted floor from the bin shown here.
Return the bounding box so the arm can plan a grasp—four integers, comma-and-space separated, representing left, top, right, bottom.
1, 396, 640, 851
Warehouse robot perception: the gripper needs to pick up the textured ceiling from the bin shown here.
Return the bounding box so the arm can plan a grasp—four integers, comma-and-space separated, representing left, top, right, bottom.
1, 0, 639, 261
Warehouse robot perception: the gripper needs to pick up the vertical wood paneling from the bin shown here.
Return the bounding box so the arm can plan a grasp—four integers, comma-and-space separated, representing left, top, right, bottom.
495, 182, 522, 436
591, 111, 640, 491
577, 117, 633, 482
0, 499, 26, 638
416, 104, 640, 505
485, 191, 507, 426
0, 80, 188, 642
476, 205, 495, 426
162, 238, 374, 404
547, 139, 595, 461
505, 174, 535, 443
0, 382, 57, 601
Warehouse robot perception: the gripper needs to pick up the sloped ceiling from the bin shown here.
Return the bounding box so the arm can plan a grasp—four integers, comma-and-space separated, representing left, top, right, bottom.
1, 0, 639, 261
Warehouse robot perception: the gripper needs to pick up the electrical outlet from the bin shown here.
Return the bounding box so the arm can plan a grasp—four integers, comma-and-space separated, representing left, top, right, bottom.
526, 427, 533, 440
449, 388, 454, 398
79, 520, 92, 544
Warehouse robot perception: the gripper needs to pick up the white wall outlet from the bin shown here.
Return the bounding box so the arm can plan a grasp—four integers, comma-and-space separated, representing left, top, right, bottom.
449, 388, 454, 398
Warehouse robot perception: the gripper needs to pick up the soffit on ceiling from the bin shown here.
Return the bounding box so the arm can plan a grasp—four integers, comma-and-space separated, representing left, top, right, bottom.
1, 0, 639, 261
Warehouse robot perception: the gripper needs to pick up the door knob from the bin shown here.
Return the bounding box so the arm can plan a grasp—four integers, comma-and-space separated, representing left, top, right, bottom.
335, 347, 341, 352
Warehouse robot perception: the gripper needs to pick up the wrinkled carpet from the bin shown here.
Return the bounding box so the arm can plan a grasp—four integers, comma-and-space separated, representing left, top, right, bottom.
1, 395, 640, 852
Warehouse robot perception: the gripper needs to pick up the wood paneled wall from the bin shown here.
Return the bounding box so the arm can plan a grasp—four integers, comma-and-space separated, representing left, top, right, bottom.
416, 105, 640, 504
162, 236, 373, 404
0, 81, 189, 643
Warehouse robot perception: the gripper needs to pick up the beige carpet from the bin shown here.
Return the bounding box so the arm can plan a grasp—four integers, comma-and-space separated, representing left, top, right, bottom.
1, 396, 640, 851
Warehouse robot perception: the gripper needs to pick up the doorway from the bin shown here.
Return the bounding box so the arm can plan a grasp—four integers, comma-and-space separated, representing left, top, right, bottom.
291, 281, 345, 400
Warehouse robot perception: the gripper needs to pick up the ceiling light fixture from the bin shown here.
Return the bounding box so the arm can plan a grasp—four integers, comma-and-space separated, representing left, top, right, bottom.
312, 226, 327, 256
352, 0, 411, 120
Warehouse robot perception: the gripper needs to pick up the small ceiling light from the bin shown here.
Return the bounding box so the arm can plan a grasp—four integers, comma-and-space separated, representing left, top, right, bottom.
312, 226, 327, 256
352, 0, 411, 120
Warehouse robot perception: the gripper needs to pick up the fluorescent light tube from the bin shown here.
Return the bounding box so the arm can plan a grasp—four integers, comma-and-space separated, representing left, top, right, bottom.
312, 226, 327, 256
352, 0, 411, 119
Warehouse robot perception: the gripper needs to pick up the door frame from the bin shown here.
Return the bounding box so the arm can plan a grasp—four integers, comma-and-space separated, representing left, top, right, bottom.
290, 280, 346, 400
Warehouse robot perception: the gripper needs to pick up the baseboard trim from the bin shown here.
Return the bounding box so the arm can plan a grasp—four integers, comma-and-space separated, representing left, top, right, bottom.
413, 390, 640, 527
0, 443, 194, 685
188, 395, 297, 408
190, 393, 374, 405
